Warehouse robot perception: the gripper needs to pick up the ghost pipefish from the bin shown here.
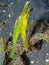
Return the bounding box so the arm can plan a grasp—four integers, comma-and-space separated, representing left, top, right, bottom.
10, 1, 31, 59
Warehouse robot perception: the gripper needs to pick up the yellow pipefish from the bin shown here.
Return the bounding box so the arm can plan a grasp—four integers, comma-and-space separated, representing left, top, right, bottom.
21, 13, 29, 51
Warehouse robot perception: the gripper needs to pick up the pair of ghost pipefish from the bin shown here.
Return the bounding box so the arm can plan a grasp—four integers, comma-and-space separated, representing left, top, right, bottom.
9, 1, 49, 59
9, 1, 31, 59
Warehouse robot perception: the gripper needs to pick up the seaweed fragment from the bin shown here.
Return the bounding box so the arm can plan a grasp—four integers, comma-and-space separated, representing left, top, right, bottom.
3, 36, 12, 65
0, 37, 6, 65
29, 39, 43, 52
3, 52, 12, 65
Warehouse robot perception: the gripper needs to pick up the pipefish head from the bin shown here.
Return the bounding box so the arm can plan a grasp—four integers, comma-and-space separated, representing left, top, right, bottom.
22, 1, 31, 15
